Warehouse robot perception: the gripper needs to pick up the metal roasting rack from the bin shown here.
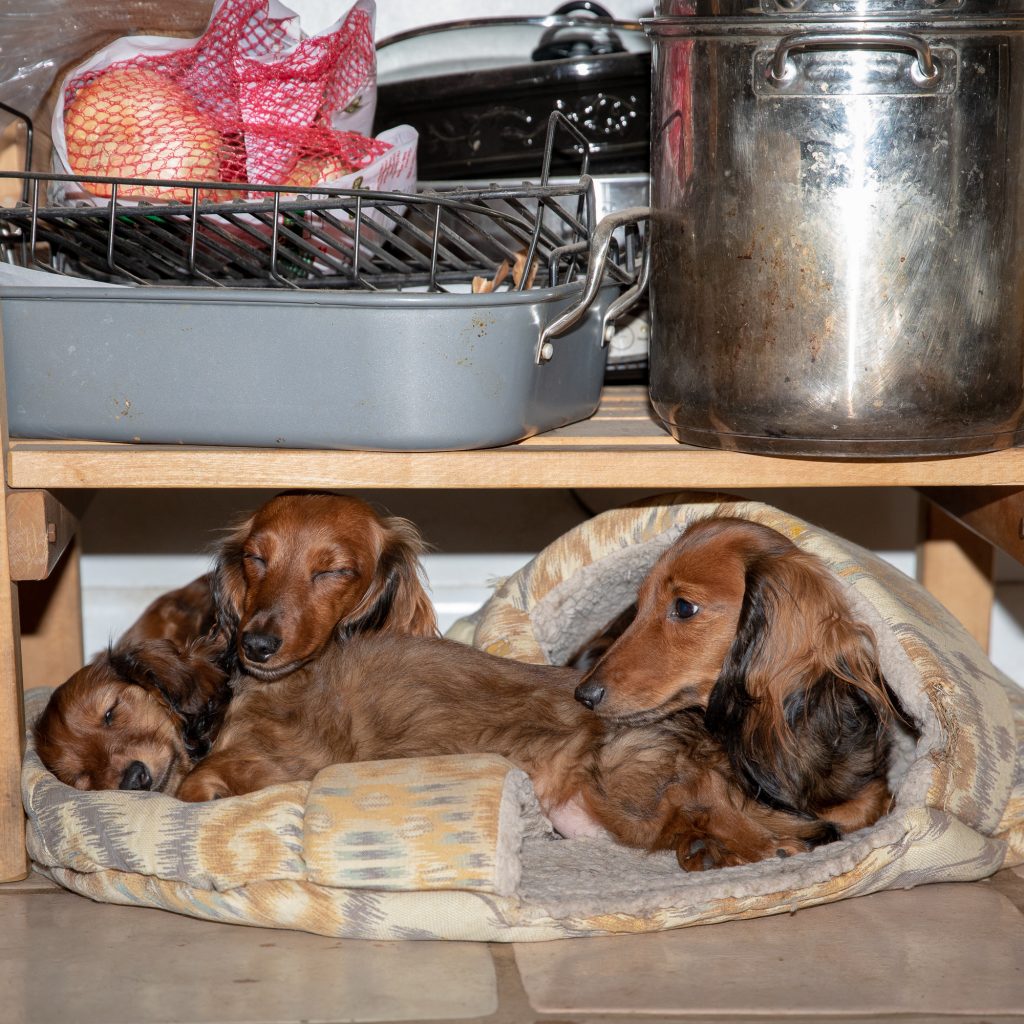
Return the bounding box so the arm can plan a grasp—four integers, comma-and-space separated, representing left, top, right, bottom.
0, 112, 641, 295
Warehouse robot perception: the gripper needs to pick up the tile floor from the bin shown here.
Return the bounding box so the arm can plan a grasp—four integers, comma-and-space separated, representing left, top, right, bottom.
2, 867, 1022, 1024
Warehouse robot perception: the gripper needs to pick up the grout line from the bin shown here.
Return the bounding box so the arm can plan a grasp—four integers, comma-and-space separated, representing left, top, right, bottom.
987, 867, 1024, 916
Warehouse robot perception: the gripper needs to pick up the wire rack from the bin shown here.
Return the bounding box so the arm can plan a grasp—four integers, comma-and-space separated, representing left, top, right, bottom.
0, 112, 639, 293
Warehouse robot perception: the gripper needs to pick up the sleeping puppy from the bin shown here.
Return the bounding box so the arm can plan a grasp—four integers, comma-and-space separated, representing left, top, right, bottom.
573, 517, 902, 835
33, 633, 230, 793
33, 491, 437, 791
33, 574, 229, 792
212, 492, 437, 680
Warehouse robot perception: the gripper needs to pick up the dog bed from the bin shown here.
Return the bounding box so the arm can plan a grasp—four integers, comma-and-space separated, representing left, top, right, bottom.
22, 493, 1024, 940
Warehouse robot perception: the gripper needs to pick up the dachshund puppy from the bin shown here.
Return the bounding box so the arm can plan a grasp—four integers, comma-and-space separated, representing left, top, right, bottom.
178, 634, 837, 871
33, 574, 229, 792
33, 633, 230, 793
573, 517, 896, 835
213, 492, 437, 680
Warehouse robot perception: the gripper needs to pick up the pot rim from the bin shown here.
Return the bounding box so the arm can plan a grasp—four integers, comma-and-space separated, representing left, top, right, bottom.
645, 12, 1024, 30
649, 0, 1024, 20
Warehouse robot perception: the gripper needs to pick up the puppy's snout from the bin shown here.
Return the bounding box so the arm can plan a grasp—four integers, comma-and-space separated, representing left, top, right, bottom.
119, 760, 152, 791
241, 631, 283, 663
575, 679, 606, 710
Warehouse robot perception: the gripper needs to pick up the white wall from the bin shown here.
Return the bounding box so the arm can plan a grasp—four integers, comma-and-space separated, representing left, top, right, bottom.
289, 0, 653, 39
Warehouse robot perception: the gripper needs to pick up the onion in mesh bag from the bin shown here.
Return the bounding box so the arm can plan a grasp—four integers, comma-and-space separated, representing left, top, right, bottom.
65, 67, 233, 202
280, 154, 357, 188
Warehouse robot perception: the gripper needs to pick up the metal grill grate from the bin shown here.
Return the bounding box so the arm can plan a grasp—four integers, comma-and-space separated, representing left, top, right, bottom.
0, 113, 638, 293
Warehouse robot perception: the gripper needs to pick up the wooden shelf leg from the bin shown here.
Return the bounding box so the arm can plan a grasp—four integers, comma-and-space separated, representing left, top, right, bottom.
0, 484, 26, 881
19, 539, 83, 692
917, 498, 995, 652
0, 311, 27, 880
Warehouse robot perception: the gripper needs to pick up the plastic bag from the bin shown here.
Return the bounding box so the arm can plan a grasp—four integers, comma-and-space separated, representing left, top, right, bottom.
1, 1, 214, 140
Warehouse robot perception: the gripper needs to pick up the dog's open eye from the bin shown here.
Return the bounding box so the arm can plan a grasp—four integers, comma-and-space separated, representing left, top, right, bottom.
103, 705, 116, 726
672, 598, 700, 620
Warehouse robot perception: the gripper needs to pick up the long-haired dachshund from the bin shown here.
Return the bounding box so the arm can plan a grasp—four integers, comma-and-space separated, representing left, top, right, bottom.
213, 492, 437, 680
33, 575, 230, 793
573, 517, 898, 835
178, 634, 838, 870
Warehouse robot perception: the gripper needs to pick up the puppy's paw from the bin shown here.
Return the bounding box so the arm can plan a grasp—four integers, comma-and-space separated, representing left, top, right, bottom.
676, 836, 749, 872
772, 819, 841, 859
176, 772, 231, 802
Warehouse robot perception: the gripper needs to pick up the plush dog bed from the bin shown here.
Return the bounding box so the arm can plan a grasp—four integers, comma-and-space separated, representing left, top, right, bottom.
22, 493, 1024, 940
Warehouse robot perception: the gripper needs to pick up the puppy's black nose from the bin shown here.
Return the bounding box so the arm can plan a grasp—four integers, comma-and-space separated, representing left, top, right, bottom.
575, 679, 606, 710
119, 761, 152, 791
241, 631, 282, 663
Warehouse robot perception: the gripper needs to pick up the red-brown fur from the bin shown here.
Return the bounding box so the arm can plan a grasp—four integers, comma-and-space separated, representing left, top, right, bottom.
178, 635, 839, 871
574, 517, 896, 833
120, 573, 217, 648
213, 493, 437, 681
34, 492, 437, 794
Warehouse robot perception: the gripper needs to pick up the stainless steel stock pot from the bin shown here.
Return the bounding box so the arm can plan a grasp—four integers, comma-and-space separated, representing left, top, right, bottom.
646, 0, 1024, 455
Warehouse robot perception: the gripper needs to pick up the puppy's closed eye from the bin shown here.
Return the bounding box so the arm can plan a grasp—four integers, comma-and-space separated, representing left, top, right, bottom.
312, 568, 358, 582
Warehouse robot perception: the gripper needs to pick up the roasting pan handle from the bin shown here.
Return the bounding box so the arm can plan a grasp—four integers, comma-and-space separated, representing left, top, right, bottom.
601, 233, 650, 345
536, 206, 650, 364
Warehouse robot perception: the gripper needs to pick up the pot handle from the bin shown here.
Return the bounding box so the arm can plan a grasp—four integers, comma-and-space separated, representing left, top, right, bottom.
536, 206, 650, 364
767, 32, 940, 87
533, 2, 626, 59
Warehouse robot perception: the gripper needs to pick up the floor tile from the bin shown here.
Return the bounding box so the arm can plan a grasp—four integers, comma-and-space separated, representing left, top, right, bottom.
0, 870, 61, 894
989, 866, 1024, 915
514, 882, 1024, 1017
0, 893, 497, 1024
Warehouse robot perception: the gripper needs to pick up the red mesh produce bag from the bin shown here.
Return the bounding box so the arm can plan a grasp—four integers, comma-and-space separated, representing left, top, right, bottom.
57, 0, 389, 200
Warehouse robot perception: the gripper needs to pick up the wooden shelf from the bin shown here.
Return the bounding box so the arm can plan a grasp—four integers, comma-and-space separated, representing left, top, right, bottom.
9, 386, 1024, 490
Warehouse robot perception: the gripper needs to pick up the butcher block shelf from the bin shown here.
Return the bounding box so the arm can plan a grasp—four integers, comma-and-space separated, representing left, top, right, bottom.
8, 386, 1024, 489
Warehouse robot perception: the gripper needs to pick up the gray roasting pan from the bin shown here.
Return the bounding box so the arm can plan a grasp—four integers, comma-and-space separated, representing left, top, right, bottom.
0, 281, 616, 451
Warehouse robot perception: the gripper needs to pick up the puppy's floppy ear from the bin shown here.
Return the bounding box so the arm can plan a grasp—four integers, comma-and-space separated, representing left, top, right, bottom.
706, 549, 893, 815
705, 558, 783, 803
109, 636, 232, 760
210, 515, 253, 653
174, 635, 233, 758
339, 515, 438, 639
109, 637, 229, 718
778, 610, 894, 808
